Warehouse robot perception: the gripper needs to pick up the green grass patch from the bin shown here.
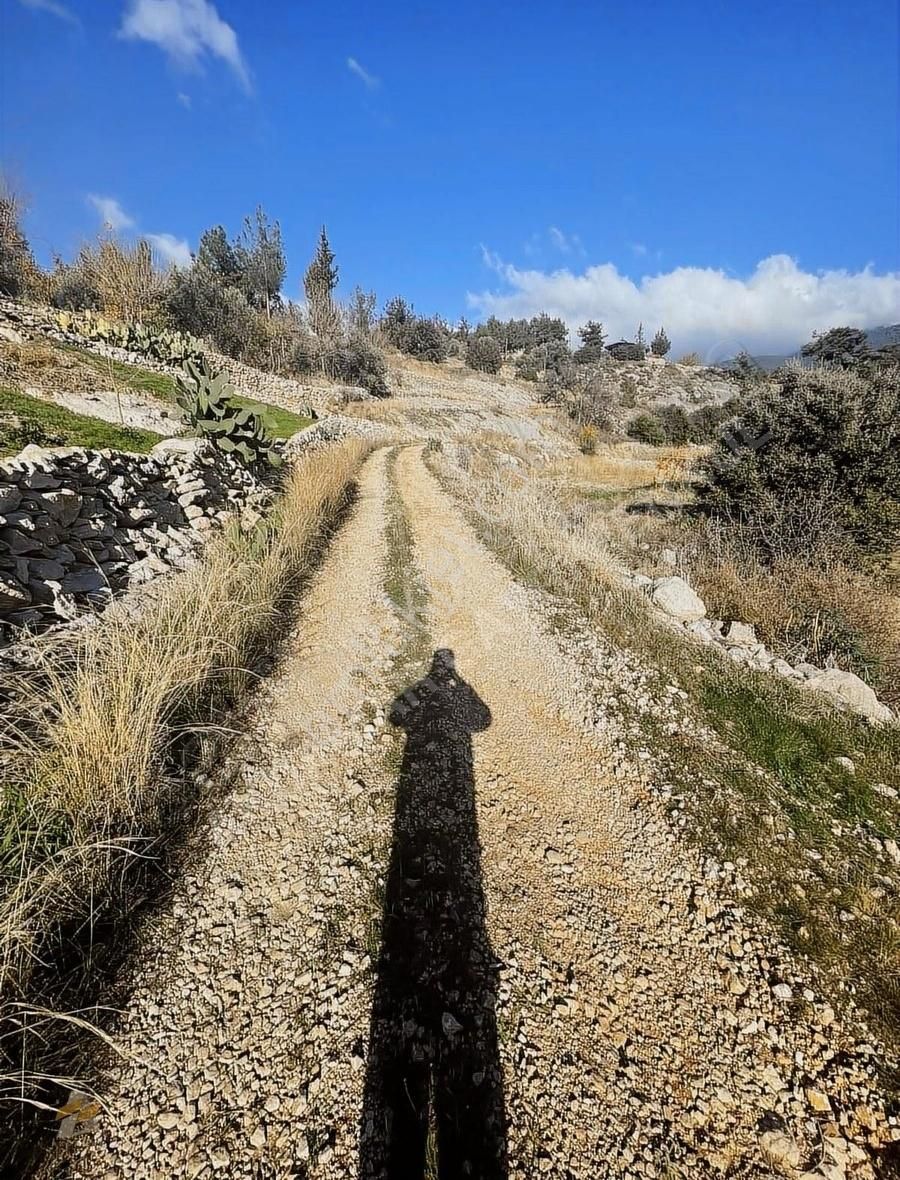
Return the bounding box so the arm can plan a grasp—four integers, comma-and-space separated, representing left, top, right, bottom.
0, 386, 162, 456
54, 339, 179, 401
54, 340, 313, 439
232, 397, 314, 440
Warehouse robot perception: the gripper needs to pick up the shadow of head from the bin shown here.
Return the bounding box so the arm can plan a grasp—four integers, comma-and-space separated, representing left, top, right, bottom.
389, 648, 492, 739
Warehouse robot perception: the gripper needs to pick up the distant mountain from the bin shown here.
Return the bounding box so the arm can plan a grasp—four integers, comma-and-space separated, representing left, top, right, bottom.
724, 325, 900, 371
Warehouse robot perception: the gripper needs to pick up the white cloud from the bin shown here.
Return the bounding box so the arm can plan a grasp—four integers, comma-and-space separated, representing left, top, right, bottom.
346, 56, 379, 89
87, 194, 136, 232
86, 195, 190, 266
146, 232, 192, 268
177, 91, 192, 108
120, 0, 251, 92
468, 253, 900, 358
18, 0, 78, 22
629, 241, 648, 257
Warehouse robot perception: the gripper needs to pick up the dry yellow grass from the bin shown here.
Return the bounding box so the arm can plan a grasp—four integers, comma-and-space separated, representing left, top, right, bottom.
547, 442, 701, 491
0, 439, 369, 1014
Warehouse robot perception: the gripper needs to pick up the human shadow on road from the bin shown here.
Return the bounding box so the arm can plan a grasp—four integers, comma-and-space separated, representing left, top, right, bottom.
359, 649, 508, 1180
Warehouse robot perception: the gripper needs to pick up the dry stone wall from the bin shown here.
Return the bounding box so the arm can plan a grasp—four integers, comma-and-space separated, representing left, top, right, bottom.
0, 437, 266, 638
0, 299, 331, 416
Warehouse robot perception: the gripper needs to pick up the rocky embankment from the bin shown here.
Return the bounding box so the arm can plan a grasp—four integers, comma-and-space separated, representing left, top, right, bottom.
636, 571, 895, 723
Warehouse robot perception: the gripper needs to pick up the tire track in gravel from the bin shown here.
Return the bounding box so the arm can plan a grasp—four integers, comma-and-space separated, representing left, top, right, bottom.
56, 448, 402, 1180
392, 444, 891, 1179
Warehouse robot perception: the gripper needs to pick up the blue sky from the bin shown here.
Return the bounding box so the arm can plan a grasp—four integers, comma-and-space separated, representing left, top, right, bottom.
2, 0, 898, 355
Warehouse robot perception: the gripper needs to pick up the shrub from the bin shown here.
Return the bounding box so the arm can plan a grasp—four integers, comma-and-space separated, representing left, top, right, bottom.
569, 372, 615, 429
0, 412, 65, 453
657, 403, 692, 445
48, 260, 101, 311
535, 339, 575, 386
322, 334, 389, 397
800, 326, 869, 368
687, 399, 741, 443
620, 375, 638, 408
381, 296, 417, 352
406, 317, 449, 363
626, 413, 666, 445
577, 424, 599, 454
165, 266, 267, 362
467, 334, 503, 374
574, 320, 606, 364
698, 364, 900, 555
607, 341, 644, 362
685, 522, 899, 702
514, 352, 540, 382
677, 351, 701, 366
0, 188, 37, 299
74, 236, 162, 323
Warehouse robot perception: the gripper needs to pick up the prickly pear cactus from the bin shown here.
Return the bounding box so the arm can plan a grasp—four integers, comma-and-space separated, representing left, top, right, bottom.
175, 357, 281, 470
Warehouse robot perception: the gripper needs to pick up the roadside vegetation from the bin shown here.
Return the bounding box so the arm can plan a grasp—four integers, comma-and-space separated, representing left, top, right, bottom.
0, 438, 369, 1117
429, 439, 900, 1059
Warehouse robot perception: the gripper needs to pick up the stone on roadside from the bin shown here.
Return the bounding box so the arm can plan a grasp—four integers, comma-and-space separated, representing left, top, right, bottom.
650, 575, 706, 623
803, 668, 893, 723
722, 620, 757, 647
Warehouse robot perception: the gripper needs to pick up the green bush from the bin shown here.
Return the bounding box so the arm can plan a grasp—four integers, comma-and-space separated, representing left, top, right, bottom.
800, 326, 869, 368
626, 413, 666, 445
687, 399, 742, 442
574, 320, 606, 364
467, 334, 503, 374
0, 412, 65, 453
406, 318, 449, 363
698, 364, 900, 554
323, 334, 389, 397
657, 404, 692, 444
514, 352, 540, 381
620, 375, 638, 408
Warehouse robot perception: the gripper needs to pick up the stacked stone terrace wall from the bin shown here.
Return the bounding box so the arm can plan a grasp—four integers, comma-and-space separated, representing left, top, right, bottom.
0, 436, 266, 637
0, 299, 329, 416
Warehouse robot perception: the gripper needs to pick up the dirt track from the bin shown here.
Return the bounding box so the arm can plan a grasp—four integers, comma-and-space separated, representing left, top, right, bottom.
54, 446, 890, 1180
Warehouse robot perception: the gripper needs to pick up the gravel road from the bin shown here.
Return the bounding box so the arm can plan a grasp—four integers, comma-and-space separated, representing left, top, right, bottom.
49, 445, 893, 1180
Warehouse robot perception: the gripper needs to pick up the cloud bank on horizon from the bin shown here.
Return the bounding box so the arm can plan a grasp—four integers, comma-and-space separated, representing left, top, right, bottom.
469, 252, 900, 359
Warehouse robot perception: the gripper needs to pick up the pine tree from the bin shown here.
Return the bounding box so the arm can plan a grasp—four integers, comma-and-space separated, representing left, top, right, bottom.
650, 327, 671, 357
304, 226, 340, 341
238, 207, 285, 317
574, 319, 606, 363
196, 225, 242, 286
